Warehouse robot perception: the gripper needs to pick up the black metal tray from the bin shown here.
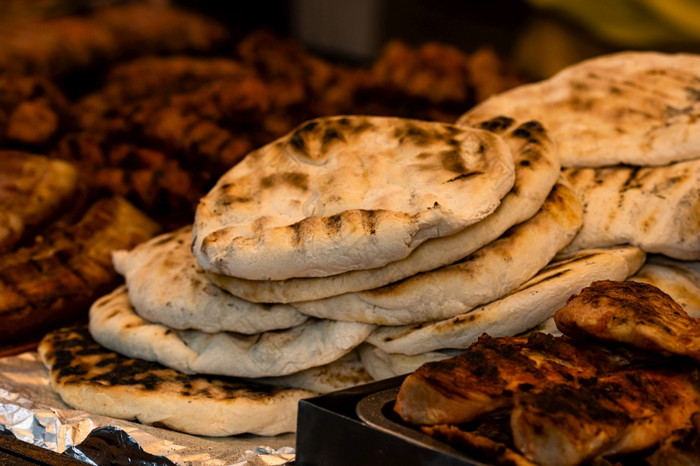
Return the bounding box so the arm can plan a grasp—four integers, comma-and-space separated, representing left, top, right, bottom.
295, 375, 486, 466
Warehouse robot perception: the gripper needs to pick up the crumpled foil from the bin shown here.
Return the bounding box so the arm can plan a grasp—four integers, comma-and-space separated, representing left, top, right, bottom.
0, 351, 297, 465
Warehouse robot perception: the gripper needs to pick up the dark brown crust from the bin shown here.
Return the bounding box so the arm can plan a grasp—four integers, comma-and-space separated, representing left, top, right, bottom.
39, 325, 291, 399
0, 197, 159, 342
555, 280, 700, 359
394, 333, 642, 425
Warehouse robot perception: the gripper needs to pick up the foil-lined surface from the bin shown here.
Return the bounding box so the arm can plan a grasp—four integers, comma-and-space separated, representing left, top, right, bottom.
0, 351, 297, 465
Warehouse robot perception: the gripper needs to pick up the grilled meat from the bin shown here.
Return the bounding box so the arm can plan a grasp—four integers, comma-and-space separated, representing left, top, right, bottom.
0, 151, 82, 252
555, 280, 700, 361
646, 413, 700, 466
0, 197, 159, 342
53, 133, 201, 227
512, 367, 700, 466
423, 423, 536, 466
0, 3, 228, 78
73, 56, 251, 127
0, 74, 70, 148
394, 332, 640, 425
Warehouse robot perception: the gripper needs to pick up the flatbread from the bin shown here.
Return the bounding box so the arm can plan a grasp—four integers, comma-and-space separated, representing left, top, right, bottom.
292, 180, 583, 325
254, 350, 374, 394
458, 51, 700, 167
112, 226, 307, 334
366, 246, 645, 355
358, 344, 461, 380
193, 115, 515, 280
38, 326, 314, 436
88, 286, 375, 378
209, 117, 561, 303
561, 159, 700, 260
629, 255, 700, 317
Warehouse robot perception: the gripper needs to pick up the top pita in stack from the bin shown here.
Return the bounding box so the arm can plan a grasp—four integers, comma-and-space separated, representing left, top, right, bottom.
191, 115, 516, 280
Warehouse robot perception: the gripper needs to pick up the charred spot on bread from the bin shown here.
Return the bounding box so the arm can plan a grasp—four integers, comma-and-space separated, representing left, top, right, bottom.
478, 116, 515, 133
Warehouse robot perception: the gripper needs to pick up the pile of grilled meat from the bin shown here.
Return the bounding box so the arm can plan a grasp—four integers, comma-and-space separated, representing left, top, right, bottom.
396, 280, 700, 465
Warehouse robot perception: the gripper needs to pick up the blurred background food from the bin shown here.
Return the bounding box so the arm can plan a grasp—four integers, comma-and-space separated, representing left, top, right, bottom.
2, 0, 700, 354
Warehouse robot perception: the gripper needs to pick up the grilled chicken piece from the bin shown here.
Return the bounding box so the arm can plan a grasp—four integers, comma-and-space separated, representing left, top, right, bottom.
423, 424, 536, 466
0, 197, 159, 342
555, 280, 700, 361
0, 151, 81, 252
512, 367, 700, 466
646, 413, 700, 466
394, 332, 638, 425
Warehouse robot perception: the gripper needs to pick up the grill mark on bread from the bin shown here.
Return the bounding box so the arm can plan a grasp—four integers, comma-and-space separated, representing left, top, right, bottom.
441, 149, 468, 173
289, 221, 304, 247
446, 171, 484, 183
360, 210, 378, 235
395, 122, 460, 147
325, 214, 343, 236
260, 172, 309, 190
477, 116, 515, 133
685, 86, 700, 102
512, 121, 546, 144
321, 127, 346, 152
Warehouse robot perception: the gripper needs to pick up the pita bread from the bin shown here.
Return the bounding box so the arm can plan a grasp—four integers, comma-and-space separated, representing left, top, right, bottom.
366, 246, 645, 355
209, 117, 561, 303
293, 180, 583, 325
629, 255, 700, 318
523, 317, 562, 337
561, 159, 700, 260
193, 115, 515, 280
254, 349, 374, 394
38, 326, 314, 437
89, 286, 375, 378
459, 51, 700, 167
112, 226, 307, 334
358, 343, 461, 380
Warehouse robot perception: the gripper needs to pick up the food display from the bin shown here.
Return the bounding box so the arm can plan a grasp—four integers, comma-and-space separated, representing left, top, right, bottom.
0, 2, 699, 464
393, 281, 700, 465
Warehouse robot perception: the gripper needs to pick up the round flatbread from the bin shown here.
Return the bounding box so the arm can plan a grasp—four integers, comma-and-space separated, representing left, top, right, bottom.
358, 344, 461, 381
561, 159, 700, 260
112, 226, 307, 334
254, 350, 374, 394
38, 326, 314, 437
629, 255, 700, 317
209, 117, 560, 303
193, 115, 515, 280
293, 180, 583, 325
459, 51, 700, 167
366, 246, 645, 355
89, 286, 375, 378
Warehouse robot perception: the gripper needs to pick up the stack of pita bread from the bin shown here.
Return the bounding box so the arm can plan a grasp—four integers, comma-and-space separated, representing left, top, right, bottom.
39, 51, 700, 438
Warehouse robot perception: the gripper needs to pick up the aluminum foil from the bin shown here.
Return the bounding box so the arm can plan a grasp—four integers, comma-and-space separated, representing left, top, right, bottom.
0, 351, 297, 465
